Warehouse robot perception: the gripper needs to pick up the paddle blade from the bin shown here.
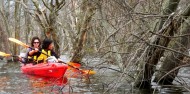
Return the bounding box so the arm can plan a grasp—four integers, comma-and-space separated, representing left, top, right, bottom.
82, 70, 96, 75
68, 62, 81, 68
8, 38, 30, 48
67, 62, 96, 75
0, 51, 11, 57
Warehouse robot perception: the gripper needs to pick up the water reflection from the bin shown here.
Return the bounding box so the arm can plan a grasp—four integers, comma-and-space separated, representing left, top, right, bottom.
1, 60, 190, 94
0, 62, 69, 94
159, 88, 183, 94
158, 86, 185, 94
26, 75, 68, 94
0, 77, 9, 90
0, 61, 96, 94
130, 86, 185, 94
27, 75, 68, 87
151, 84, 188, 94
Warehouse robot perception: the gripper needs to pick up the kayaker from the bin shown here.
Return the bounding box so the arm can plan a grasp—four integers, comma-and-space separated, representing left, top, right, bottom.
21, 36, 41, 64
36, 38, 61, 63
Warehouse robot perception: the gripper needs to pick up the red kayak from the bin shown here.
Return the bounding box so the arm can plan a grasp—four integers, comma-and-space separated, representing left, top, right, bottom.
21, 63, 68, 78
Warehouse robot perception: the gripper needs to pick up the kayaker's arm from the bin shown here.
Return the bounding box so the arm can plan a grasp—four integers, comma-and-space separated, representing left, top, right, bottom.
28, 48, 39, 56
51, 50, 59, 59
51, 50, 63, 63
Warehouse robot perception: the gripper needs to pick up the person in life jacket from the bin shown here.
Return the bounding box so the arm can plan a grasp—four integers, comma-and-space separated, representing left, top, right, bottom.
25, 36, 41, 64
36, 38, 60, 63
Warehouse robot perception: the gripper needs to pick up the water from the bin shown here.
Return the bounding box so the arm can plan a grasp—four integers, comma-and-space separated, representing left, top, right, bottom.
0, 60, 102, 94
0, 59, 190, 94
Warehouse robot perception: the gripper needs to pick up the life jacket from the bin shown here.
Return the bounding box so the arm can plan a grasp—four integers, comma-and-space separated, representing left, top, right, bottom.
37, 49, 51, 63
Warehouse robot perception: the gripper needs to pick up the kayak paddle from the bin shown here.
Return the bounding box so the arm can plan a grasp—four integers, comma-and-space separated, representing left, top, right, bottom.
0, 51, 26, 58
9, 38, 30, 48
59, 60, 96, 75
0, 51, 11, 57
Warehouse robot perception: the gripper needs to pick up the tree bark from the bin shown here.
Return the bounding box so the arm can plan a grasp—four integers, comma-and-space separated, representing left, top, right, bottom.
134, 1, 190, 89
153, 16, 190, 85
134, 0, 180, 89
0, 18, 11, 60
13, 1, 21, 55
70, 0, 96, 63
23, 0, 31, 44
0, 0, 11, 53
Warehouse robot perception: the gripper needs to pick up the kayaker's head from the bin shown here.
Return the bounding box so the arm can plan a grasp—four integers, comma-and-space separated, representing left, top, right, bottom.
31, 36, 41, 48
42, 38, 54, 50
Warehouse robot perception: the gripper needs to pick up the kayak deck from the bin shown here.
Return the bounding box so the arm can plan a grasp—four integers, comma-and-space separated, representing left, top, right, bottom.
21, 63, 68, 78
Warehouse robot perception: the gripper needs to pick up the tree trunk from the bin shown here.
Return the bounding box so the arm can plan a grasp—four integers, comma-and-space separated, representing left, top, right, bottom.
0, 19, 11, 60
13, 1, 21, 55
0, 0, 11, 53
70, 0, 96, 63
23, 0, 30, 44
153, 16, 190, 85
134, 0, 180, 89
